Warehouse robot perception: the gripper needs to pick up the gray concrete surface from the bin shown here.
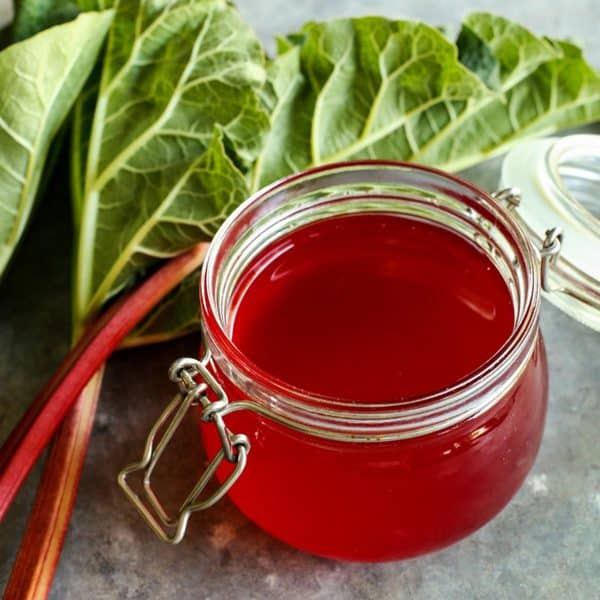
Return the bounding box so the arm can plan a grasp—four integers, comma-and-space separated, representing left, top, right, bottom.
1, 1, 599, 598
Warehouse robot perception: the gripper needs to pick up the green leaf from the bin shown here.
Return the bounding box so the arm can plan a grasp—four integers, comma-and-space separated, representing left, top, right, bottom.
12, 0, 81, 41
69, 9, 600, 344
250, 17, 492, 191
509, 39, 600, 137
74, 0, 267, 324
457, 24, 501, 90
250, 13, 600, 189
77, 0, 114, 10
415, 23, 600, 171
0, 11, 114, 280
76, 124, 250, 322
460, 13, 559, 89
123, 266, 202, 348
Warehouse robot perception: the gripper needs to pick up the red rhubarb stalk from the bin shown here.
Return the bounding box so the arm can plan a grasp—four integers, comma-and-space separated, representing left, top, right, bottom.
3, 370, 105, 600
0, 243, 208, 522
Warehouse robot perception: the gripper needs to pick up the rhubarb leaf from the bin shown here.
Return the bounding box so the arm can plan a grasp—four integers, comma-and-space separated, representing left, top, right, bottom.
458, 13, 559, 89
456, 24, 501, 90
250, 17, 492, 191
415, 19, 600, 170
0, 11, 113, 280
251, 13, 600, 190
12, 0, 80, 41
502, 39, 600, 137
80, 10, 600, 344
76, 125, 250, 325
76, 0, 114, 10
123, 267, 202, 348
74, 0, 267, 324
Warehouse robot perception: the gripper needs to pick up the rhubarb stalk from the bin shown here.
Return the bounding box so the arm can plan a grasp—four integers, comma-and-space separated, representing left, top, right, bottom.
3, 371, 104, 600
0, 244, 208, 594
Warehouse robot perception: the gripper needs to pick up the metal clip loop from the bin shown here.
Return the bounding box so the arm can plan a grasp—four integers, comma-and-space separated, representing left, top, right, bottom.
540, 226, 563, 293
118, 358, 250, 544
492, 187, 522, 211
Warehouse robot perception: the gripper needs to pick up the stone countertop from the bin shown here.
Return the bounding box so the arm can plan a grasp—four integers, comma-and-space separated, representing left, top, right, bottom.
1, 1, 599, 598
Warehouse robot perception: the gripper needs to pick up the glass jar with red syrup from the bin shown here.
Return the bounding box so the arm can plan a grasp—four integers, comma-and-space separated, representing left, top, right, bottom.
119, 150, 599, 562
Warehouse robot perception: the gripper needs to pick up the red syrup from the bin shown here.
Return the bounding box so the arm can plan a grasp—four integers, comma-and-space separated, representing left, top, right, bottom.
201, 212, 548, 561
229, 213, 514, 401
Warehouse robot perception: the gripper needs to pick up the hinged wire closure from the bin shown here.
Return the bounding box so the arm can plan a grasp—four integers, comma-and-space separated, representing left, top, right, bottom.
540, 227, 563, 293
118, 357, 250, 544
492, 189, 573, 300
494, 186, 600, 314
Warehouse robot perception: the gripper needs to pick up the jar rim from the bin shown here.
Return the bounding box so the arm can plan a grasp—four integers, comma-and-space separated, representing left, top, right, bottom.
200, 161, 541, 439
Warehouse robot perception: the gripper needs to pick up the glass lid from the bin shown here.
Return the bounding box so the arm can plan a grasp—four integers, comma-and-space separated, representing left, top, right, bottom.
501, 134, 600, 331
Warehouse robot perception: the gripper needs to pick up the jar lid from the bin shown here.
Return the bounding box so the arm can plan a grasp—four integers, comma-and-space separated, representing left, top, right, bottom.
501, 134, 600, 331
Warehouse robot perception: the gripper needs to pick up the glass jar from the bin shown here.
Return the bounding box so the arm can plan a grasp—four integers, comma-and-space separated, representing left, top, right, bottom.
120, 161, 549, 561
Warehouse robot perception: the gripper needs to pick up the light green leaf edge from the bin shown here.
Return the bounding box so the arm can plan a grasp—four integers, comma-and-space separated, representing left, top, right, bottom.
0, 10, 113, 280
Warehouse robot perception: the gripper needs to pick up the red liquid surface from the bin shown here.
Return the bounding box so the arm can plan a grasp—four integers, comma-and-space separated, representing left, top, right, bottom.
203, 213, 548, 561
230, 213, 514, 401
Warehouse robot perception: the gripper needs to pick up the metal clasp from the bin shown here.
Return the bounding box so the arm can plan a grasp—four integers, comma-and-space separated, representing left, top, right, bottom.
540, 226, 563, 293
492, 187, 522, 211
118, 357, 250, 544
492, 188, 564, 294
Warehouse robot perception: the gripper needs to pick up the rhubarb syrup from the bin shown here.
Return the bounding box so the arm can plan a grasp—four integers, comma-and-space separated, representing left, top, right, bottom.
202, 213, 548, 561
230, 213, 514, 400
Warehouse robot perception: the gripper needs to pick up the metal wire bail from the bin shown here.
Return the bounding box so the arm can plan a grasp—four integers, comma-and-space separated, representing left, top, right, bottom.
492, 187, 522, 211
540, 226, 563, 293
118, 357, 250, 544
